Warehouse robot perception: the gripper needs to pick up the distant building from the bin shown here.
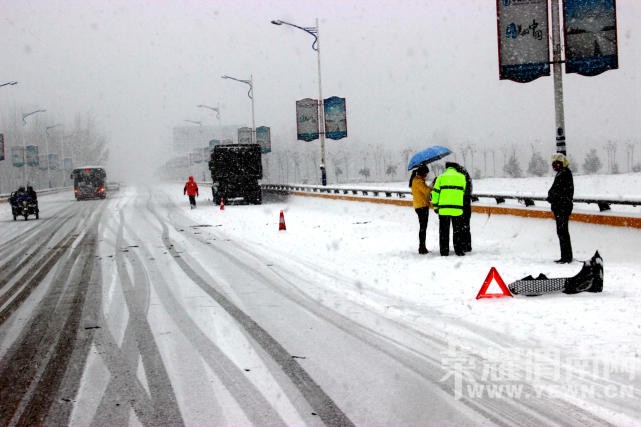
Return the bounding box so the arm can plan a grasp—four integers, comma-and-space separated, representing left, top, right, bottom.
172, 124, 240, 155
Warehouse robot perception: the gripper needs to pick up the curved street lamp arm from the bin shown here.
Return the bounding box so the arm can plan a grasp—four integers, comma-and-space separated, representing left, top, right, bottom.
271, 19, 319, 51
197, 104, 221, 119
1, 81, 18, 88
21, 109, 47, 125
221, 75, 253, 100
45, 123, 63, 136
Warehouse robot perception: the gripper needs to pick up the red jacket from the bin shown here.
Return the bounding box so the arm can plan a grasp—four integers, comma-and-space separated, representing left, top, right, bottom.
183, 176, 199, 196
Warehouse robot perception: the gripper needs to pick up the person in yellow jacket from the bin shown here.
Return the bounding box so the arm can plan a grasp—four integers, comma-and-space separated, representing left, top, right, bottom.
431, 162, 467, 256
409, 164, 431, 254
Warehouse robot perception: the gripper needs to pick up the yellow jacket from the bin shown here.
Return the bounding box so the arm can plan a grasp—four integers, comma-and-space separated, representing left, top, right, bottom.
411, 175, 431, 209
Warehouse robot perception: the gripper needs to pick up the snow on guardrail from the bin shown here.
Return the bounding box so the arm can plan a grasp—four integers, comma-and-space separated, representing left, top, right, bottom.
261, 183, 641, 228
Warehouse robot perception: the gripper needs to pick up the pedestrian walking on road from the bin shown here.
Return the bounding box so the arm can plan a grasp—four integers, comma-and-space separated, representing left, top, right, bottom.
547, 153, 574, 263
431, 162, 467, 256
409, 165, 432, 254
184, 176, 199, 209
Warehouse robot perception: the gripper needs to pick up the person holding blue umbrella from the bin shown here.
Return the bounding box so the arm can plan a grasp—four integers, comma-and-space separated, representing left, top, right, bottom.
409, 164, 431, 254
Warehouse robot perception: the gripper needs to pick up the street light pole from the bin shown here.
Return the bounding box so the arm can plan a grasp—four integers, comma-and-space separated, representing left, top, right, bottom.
21, 109, 47, 187
272, 18, 326, 185
45, 124, 62, 188
221, 75, 255, 144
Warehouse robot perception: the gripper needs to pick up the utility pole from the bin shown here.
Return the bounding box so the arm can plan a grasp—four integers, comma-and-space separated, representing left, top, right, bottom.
551, 0, 567, 155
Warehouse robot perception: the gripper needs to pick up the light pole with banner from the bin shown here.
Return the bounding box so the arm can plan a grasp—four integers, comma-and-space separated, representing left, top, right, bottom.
45, 123, 62, 188
272, 18, 327, 185
21, 109, 47, 187
184, 120, 203, 177
497, 0, 618, 156
221, 75, 255, 145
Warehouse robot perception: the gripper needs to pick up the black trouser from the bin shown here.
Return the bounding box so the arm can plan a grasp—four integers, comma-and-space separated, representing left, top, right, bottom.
553, 211, 572, 261
461, 204, 472, 252
415, 207, 429, 249
188, 195, 196, 207
439, 215, 465, 255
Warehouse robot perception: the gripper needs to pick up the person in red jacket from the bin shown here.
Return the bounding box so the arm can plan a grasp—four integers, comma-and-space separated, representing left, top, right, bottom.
183, 176, 199, 209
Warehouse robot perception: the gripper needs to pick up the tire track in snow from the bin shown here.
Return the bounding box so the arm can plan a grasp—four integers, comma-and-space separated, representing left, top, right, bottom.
0, 206, 103, 426
89, 201, 184, 426
148, 194, 355, 427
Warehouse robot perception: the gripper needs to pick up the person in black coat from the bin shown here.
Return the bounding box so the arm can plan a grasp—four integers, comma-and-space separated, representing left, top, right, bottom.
547, 153, 574, 263
454, 164, 473, 252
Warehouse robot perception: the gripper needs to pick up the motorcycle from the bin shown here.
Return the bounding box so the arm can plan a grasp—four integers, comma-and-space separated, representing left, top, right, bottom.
9, 191, 39, 221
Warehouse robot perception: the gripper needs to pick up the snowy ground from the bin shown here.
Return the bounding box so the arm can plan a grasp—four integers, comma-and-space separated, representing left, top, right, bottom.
169, 174, 641, 425
4, 174, 639, 425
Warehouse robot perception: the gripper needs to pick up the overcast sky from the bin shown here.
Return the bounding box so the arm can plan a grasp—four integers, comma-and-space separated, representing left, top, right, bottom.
1, 0, 639, 180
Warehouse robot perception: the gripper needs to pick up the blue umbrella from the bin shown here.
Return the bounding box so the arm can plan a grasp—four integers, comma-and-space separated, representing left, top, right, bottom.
407, 145, 452, 171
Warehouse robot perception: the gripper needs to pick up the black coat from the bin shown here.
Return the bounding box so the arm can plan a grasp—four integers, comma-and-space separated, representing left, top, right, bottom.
547, 167, 574, 215
454, 165, 473, 207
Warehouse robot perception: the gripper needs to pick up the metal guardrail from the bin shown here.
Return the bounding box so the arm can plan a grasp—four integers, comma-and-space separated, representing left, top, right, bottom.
261, 183, 641, 213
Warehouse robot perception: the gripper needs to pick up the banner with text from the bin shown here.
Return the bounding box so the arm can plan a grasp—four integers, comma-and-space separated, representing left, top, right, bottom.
238, 127, 252, 145
324, 97, 348, 140
296, 98, 319, 142
12, 147, 24, 167
256, 126, 271, 153
49, 153, 59, 170
497, 0, 550, 83
64, 157, 73, 171
26, 145, 39, 167
563, 0, 618, 76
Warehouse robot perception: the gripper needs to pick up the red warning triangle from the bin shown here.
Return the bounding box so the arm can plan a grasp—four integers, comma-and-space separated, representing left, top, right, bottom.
476, 267, 513, 299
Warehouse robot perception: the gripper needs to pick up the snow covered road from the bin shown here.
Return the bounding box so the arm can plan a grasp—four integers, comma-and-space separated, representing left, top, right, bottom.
1, 183, 640, 426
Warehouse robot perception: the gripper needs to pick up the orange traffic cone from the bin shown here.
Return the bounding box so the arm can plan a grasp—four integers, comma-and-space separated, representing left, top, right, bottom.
279, 210, 286, 231
220, 198, 225, 211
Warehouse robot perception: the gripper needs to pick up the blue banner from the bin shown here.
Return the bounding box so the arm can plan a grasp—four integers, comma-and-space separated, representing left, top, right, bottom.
564, 0, 618, 76
12, 147, 24, 167
256, 126, 271, 153
497, 0, 550, 83
238, 127, 252, 145
26, 145, 39, 167
296, 98, 319, 142
324, 97, 348, 140
49, 153, 59, 170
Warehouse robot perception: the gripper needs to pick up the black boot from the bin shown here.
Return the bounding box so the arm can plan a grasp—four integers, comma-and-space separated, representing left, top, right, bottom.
587, 251, 603, 293
563, 261, 593, 294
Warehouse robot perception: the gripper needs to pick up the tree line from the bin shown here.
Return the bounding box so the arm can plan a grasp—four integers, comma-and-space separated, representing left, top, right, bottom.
0, 108, 109, 194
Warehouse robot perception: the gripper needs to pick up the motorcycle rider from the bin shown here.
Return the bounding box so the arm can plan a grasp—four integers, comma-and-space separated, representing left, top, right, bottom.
9, 187, 27, 205
26, 186, 37, 202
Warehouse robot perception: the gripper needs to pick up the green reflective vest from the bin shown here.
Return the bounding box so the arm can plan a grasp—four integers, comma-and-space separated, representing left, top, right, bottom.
432, 167, 466, 216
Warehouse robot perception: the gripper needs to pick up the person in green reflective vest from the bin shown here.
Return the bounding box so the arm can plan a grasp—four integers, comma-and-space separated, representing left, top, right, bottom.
431, 162, 467, 256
